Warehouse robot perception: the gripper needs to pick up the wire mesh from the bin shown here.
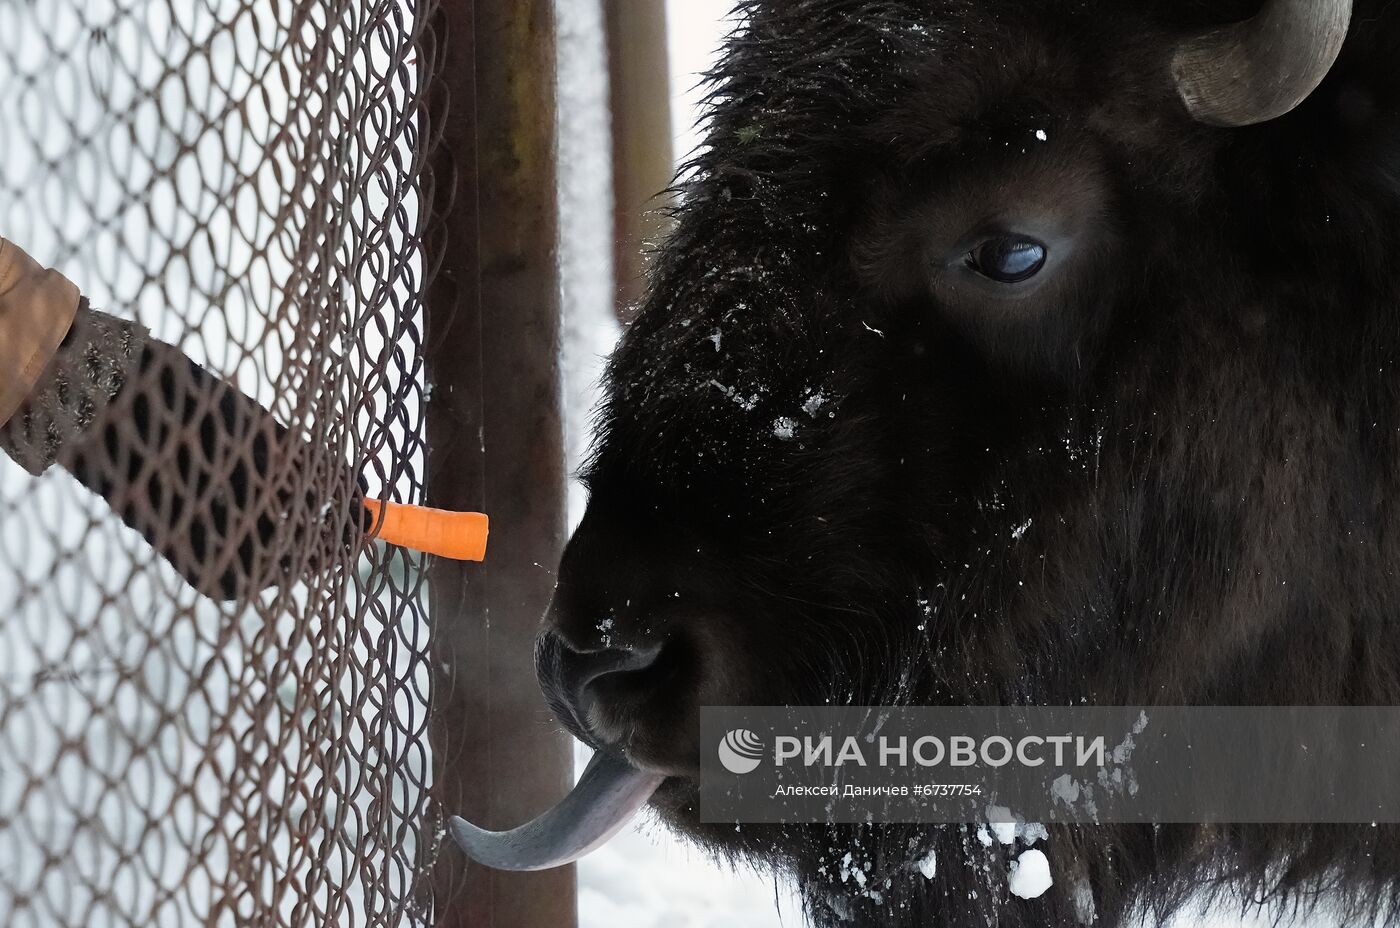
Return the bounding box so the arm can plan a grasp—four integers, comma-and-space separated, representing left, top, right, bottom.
0, 1, 447, 924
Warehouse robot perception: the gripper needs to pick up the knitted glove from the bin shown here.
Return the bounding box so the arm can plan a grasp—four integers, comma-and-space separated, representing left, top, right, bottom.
74, 335, 370, 601
2, 304, 367, 601
0, 300, 145, 475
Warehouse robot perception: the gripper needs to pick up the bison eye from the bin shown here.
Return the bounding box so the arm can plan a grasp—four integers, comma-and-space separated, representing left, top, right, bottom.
965, 235, 1048, 284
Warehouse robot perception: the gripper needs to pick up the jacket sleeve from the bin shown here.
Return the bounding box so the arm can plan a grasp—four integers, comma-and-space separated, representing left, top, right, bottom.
0, 238, 81, 428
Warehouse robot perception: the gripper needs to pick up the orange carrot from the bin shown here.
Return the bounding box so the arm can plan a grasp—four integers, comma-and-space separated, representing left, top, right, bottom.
364, 498, 490, 562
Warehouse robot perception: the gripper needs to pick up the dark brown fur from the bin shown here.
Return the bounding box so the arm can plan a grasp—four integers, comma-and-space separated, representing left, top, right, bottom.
545, 2, 1400, 924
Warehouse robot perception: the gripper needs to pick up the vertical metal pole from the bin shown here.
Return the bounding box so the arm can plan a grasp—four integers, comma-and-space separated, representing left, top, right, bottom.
424, 0, 574, 925
604, 0, 675, 320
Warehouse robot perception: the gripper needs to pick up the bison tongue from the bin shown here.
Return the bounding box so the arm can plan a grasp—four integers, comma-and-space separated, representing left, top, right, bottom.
448, 751, 664, 871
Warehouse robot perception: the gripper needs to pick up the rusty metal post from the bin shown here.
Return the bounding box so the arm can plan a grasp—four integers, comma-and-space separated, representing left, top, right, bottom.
604, 0, 675, 320
424, 0, 575, 925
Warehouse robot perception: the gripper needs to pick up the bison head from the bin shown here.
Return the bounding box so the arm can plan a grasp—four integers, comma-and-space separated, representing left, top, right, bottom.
459, 0, 1400, 924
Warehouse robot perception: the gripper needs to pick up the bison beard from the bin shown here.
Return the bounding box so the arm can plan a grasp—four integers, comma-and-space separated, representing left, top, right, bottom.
468, 1, 1400, 926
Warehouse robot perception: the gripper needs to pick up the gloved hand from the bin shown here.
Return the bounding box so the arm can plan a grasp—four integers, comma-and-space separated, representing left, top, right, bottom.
0, 298, 145, 476
0, 242, 368, 601
89, 329, 370, 600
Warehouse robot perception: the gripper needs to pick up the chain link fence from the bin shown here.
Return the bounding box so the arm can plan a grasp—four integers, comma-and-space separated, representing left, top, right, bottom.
0, 1, 452, 924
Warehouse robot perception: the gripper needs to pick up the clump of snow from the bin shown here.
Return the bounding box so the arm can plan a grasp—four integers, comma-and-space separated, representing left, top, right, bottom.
773, 417, 797, 440
1110, 710, 1150, 764
1052, 773, 1082, 805
1009, 849, 1053, 900
986, 806, 1047, 847
976, 825, 994, 847
1034, 128, 1048, 142
838, 852, 867, 887
1072, 875, 1097, 924
709, 379, 763, 411
1051, 712, 1150, 819
1019, 822, 1049, 845
986, 806, 1018, 845
831, 850, 887, 905
915, 849, 937, 880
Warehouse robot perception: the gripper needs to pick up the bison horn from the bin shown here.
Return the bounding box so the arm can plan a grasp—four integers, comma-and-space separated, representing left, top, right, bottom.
448, 751, 664, 871
1172, 0, 1353, 127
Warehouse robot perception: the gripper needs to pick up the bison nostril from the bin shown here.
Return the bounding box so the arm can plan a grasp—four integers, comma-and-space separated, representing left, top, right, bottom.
569, 642, 664, 693
536, 630, 666, 743
586, 642, 680, 704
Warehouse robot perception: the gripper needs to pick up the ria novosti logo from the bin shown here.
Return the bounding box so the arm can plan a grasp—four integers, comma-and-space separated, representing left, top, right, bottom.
718, 729, 765, 774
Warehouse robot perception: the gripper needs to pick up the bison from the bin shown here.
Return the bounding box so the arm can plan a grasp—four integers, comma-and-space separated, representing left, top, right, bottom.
456, 0, 1400, 925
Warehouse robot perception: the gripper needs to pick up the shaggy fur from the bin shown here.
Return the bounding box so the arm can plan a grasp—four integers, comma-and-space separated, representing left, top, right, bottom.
545, 1, 1400, 925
